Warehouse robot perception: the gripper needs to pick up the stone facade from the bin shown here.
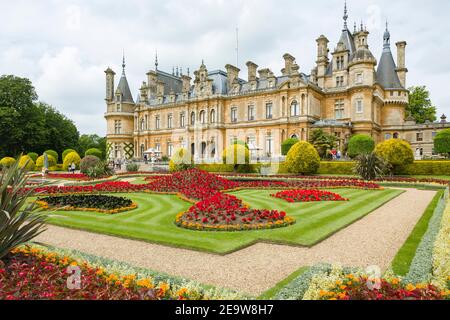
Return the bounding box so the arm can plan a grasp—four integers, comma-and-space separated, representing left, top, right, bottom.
104, 6, 449, 162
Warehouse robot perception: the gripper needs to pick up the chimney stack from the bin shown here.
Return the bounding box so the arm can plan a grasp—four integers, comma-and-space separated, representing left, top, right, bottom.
282, 53, 296, 75
246, 61, 258, 82
104, 68, 116, 102
225, 64, 240, 91
181, 74, 192, 93
396, 41, 408, 87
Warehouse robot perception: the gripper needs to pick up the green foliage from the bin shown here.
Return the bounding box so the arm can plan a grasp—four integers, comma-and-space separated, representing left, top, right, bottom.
0, 158, 47, 260
309, 129, 337, 159
35, 154, 56, 170
126, 163, 140, 173
169, 148, 194, 172
62, 149, 77, 162
347, 135, 375, 158
0, 157, 16, 169
285, 141, 321, 175
197, 164, 235, 173
44, 150, 58, 163
433, 129, 450, 157
18, 155, 35, 171
232, 140, 249, 149
85, 161, 112, 179
375, 139, 414, 172
281, 138, 299, 156
78, 135, 106, 160
318, 161, 355, 175
407, 86, 437, 124
395, 161, 450, 176
85, 148, 103, 159
38, 195, 133, 211
222, 144, 250, 166
80, 156, 101, 175
354, 152, 390, 181
63, 152, 81, 171
27, 152, 38, 162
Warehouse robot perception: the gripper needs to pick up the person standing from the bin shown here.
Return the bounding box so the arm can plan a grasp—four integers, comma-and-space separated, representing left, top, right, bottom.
70, 162, 76, 174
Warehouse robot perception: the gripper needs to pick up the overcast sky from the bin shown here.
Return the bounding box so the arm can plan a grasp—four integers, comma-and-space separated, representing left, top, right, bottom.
1, 0, 449, 135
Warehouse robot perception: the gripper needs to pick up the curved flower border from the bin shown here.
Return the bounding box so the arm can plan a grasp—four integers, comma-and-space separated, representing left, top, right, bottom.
35, 199, 138, 215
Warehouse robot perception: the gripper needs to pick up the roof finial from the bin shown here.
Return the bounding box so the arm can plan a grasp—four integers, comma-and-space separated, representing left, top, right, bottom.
187, 67, 190, 77
354, 22, 357, 33
360, 21, 364, 32
343, 1, 348, 29
383, 19, 391, 48
122, 50, 126, 75
155, 49, 159, 71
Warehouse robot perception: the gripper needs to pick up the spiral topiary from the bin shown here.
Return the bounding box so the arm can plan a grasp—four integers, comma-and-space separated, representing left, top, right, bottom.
0, 157, 16, 169
36, 154, 57, 170
285, 141, 320, 175
27, 152, 39, 162
62, 149, 77, 162
44, 150, 59, 163
63, 152, 81, 171
18, 155, 35, 171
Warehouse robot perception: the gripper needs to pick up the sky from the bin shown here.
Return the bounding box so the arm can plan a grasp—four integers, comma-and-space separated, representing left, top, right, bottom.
1, 0, 449, 135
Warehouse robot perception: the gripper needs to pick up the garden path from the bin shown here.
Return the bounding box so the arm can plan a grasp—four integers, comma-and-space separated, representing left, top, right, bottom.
35, 188, 436, 296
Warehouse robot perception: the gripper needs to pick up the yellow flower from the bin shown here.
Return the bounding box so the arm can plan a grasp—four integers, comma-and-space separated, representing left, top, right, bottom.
347, 281, 352, 286
391, 278, 400, 285
335, 280, 343, 286
406, 284, 416, 292
159, 282, 170, 294
337, 292, 347, 299
70, 261, 78, 267
416, 283, 427, 289
177, 288, 188, 296
340, 285, 347, 290
319, 290, 328, 297
137, 278, 154, 289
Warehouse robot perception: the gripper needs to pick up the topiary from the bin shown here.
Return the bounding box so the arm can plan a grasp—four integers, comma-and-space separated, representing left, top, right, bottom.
222, 144, 250, 166
347, 134, 375, 158
169, 148, 193, 172
281, 138, 300, 156
0, 157, 16, 169
63, 152, 81, 171
80, 155, 101, 174
35, 154, 57, 170
62, 149, 77, 162
434, 128, 450, 158
18, 155, 35, 171
44, 150, 59, 163
375, 139, 414, 173
85, 148, 103, 160
27, 152, 39, 162
285, 141, 320, 175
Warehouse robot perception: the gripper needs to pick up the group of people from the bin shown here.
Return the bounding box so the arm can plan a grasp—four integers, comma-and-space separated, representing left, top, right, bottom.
109, 158, 125, 170
329, 149, 343, 160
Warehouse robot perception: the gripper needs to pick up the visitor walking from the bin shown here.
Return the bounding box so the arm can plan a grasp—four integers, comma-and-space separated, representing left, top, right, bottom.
70, 163, 76, 174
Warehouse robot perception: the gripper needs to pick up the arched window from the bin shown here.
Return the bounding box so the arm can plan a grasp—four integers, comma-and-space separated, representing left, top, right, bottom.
393, 132, 399, 139
210, 109, 216, 123
140, 118, 145, 131
191, 112, 195, 125
291, 134, 298, 139
199, 110, 206, 124
290, 100, 299, 116
201, 142, 207, 158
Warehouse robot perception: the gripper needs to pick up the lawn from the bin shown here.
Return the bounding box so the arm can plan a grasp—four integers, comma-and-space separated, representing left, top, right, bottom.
43, 188, 403, 254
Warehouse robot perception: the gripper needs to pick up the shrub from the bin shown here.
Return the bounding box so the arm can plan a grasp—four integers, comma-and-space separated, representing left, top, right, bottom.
80, 156, 101, 175
347, 135, 375, 158
395, 161, 450, 176
0, 157, 16, 169
86, 161, 112, 179
375, 139, 414, 173
285, 141, 320, 175
18, 155, 35, 171
85, 148, 103, 160
281, 138, 300, 156
126, 163, 140, 173
197, 164, 235, 173
318, 162, 354, 175
354, 152, 390, 181
35, 155, 57, 170
169, 148, 194, 172
27, 152, 39, 162
63, 152, 81, 171
62, 149, 77, 162
433, 129, 450, 158
222, 144, 250, 166
44, 150, 59, 163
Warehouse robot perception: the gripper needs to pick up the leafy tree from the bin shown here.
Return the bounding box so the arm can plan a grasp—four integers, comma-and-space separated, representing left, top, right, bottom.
78, 134, 107, 159
407, 86, 437, 124
433, 128, 450, 158
85, 148, 103, 159
347, 135, 375, 158
309, 129, 337, 159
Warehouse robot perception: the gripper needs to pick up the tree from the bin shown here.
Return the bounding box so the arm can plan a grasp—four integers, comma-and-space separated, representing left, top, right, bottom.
78, 134, 107, 159
281, 138, 299, 156
407, 86, 437, 124
347, 135, 375, 158
285, 141, 321, 175
434, 129, 450, 158
309, 129, 337, 159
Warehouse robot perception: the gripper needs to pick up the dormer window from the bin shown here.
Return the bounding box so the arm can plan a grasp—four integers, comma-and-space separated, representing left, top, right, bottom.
336, 56, 345, 70
356, 73, 363, 84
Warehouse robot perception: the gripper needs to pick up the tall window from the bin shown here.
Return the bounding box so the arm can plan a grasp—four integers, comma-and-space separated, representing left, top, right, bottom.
266, 103, 273, 119
168, 143, 173, 157
265, 135, 273, 156
180, 112, 185, 128
116, 103, 121, 112
416, 132, 423, 142
190, 112, 195, 125
155, 116, 160, 129
356, 73, 363, 84
336, 56, 345, 70
140, 118, 145, 131
210, 109, 216, 123
167, 114, 173, 129
290, 101, 300, 116
356, 99, 364, 114
336, 76, 344, 87
199, 110, 206, 124
335, 99, 345, 119
155, 143, 161, 152
248, 105, 255, 121
114, 120, 122, 134
385, 133, 392, 140
145, 115, 148, 130
231, 107, 237, 123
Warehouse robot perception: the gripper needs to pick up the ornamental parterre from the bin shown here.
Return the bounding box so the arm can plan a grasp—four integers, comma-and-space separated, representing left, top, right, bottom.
271, 189, 349, 203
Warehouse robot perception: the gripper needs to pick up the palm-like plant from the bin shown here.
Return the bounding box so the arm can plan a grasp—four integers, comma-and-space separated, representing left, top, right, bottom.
354, 152, 390, 181
0, 157, 47, 261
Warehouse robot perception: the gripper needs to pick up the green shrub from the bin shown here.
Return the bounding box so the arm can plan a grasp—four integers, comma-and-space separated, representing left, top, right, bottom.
318, 161, 355, 175
35, 155, 57, 170
44, 150, 59, 163
396, 161, 450, 176
169, 148, 194, 172
375, 139, 414, 173
62, 149, 77, 162
85, 148, 103, 160
281, 138, 300, 156
197, 164, 235, 173
27, 152, 39, 162
354, 152, 390, 180
222, 144, 250, 166
285, 141, 320, 175
86, 161, 112, 179
63, 152, 81, 171
434, 129, 450, 157
126, 163, 140, 172
80, 156, 101, 174
347, 135, 375, 158
18, 155, 35, 171
0, 157, 16, 169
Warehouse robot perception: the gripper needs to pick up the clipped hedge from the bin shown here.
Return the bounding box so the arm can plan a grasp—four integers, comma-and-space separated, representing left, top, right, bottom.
222, 144, 250, 165
0, 157, 16, 169
197, 164, 235, 173
44, 150, 59, 163
396, 161, 450, 176
36, 154, 57, 170
63, 152, 81, 170
27, 152, 39, 162
18, 155, 35, 171
347, 134, 375, 158
62, 149, 77, 162
281, 138, 299, 156
285, 141, 320, 175
169, 148, 193, 172
375, 139, 414, 168
318, 161, 355, 175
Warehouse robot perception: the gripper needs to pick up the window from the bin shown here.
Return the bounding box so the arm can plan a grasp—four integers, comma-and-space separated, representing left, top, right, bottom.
265, 135, 273, 156
190, 112, 195, 125
155, 116, 160, 129
116, 103, 121, 112
155, 143, 161, 152
114, 120, 122, 134
248, 105, 255, 121
336, 56, 345, 70
336, 76, 344, 87
385, 133, 392, 140
432, 132, 437, 138
231, 107, 237, 123
180, 112, 185, 128
145, 115, 148, 130
335, 99, 345, 119
356, 73, 363, 84
266, 103, 273, 119
168, 143, 173, 157
168, 114, 173, 129
210, 109, 216, 123
140, 118, 145, 131
356, 99, 363, 114
199, 110, 206, 124
416, 132, 423, 142
290, 101, 300, 116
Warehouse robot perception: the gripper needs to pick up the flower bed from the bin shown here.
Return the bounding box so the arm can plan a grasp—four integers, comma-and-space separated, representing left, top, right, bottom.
36, 194, 137, 214
235, 179, 381, 190
46, 173, 89, 180
271, 189, 349, 203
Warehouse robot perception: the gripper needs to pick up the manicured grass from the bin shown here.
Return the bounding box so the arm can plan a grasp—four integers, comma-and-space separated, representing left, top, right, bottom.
257, 266, 309, 300
42, 188, 402, 254
390, 190, 444, 276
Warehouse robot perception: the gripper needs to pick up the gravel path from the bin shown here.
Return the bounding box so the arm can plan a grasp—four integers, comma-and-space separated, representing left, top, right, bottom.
35, 188, 436, 296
